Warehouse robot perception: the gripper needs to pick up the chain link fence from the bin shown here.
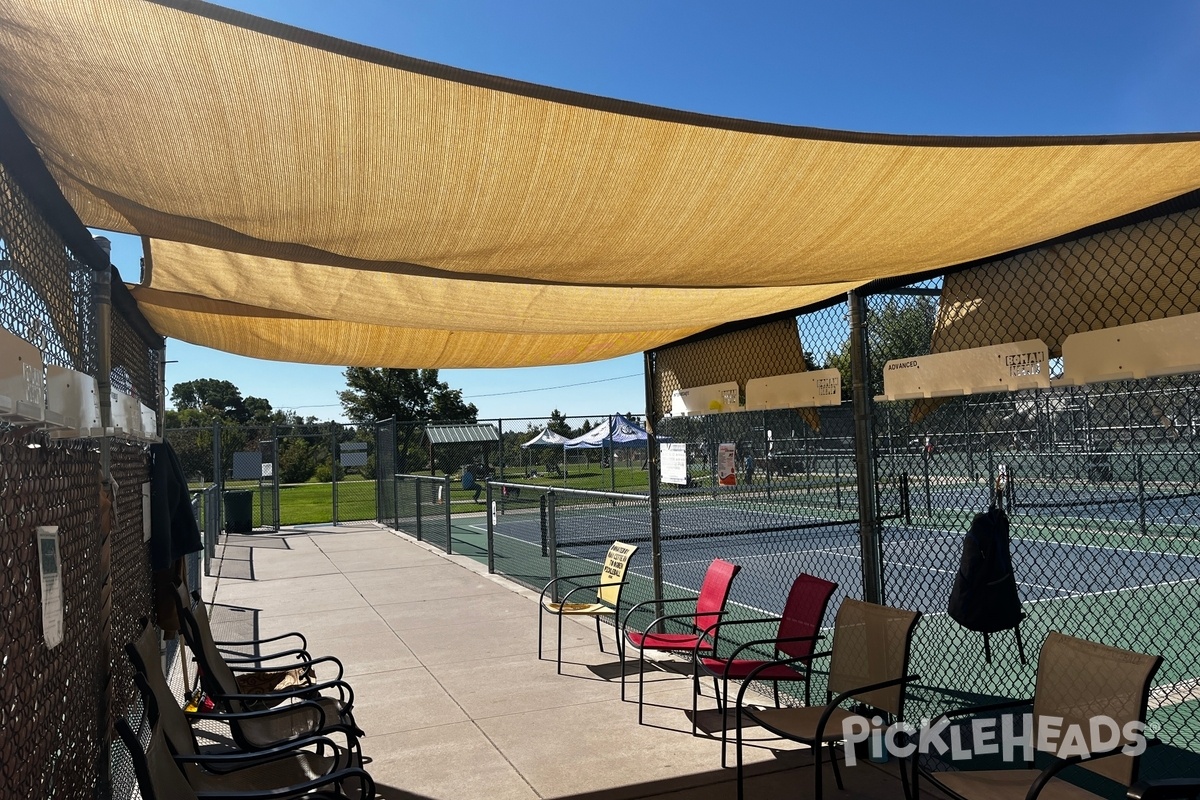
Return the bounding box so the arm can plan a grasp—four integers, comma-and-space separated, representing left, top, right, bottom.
0, 152, 162, 799
866, 208, 1200, 781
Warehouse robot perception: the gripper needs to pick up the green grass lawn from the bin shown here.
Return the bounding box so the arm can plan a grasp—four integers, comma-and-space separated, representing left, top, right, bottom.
198, 467, 651, 525
209, 479, 377, 526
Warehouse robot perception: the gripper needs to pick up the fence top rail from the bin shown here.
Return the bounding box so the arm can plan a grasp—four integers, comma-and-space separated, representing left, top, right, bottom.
488, 481, 650, 502
395, 473, 449, 482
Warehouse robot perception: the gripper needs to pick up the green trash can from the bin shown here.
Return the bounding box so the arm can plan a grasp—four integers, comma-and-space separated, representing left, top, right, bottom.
223, 489, 254, 533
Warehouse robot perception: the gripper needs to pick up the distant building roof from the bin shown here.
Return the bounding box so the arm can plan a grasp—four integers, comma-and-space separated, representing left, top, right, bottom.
423, 423, 500, 445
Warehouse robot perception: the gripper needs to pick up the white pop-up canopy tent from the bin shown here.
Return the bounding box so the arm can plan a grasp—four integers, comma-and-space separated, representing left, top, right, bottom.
562, 414, 650, 449
521, 428, 570, 448
518, 427, 570, 478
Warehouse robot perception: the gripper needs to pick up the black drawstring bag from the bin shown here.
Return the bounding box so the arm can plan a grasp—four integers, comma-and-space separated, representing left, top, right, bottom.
947, 507, 1026, 661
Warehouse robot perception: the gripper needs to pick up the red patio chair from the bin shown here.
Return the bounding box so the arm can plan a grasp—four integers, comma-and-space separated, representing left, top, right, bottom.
693, 572, 838, 766
620, 558, 741, 724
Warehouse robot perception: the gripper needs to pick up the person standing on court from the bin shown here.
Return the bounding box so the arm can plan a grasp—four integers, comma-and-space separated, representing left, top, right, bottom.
743, 451, 755, 485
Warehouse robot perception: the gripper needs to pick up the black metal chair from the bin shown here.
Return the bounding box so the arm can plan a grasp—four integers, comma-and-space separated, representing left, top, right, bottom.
172, 582, 364, 752
126, 617, 364, 781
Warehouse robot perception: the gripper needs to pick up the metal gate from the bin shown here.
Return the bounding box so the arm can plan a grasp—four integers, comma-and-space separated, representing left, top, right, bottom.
334, 425, 377, 523
257, 433, 279, 531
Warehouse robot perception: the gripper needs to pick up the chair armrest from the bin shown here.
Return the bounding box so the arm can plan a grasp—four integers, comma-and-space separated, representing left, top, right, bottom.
620, 596, 699, 631
701, 616, 783, 631
1127, 778, 1200, 800
690, 613, 797, 662
556, 581, 627, 608
191, 766, 375, 800
173, 734, 340, 768
219, 646, 314, 664
1028, 739, 1162, 800
812, 674, 921, 741
213, 677, 354, 707
225, 654, 345, 683
710, 634, 823, 673
213, 630, 308, 650
693, 616, 781, 644
539, 575, 572, 595
637, 610, 728, 643
926, 696, 1034, 728
188, 699, 328, 731
730, 651, 833, 709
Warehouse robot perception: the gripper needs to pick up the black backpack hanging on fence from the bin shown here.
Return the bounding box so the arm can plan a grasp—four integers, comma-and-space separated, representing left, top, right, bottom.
947, 507, 1027, 663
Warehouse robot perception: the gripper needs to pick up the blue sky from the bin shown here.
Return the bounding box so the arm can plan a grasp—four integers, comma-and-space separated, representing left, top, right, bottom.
99, 0, 1200, 423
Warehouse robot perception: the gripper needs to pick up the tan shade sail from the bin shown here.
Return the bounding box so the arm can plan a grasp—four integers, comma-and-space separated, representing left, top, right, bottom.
2, 0, 1200, 366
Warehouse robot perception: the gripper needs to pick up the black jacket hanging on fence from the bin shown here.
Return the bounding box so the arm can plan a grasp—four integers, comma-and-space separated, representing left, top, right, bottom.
149, 439, 203, 635
947, 508, 1024, 633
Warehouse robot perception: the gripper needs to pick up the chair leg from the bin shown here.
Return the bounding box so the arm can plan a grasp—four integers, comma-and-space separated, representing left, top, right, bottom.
719, 674, 730, 768
828, 740, 844, 790
595, 617, 604, 653
814, 732, 824, 800
537, 604, 544, 661
735, 706, 746, 800
556, 611, 564, 674
637, 649, 647, 724
619, 634, 627, 701
899, 751, 912, 800
691, 662, 699, 737
773, 681, 781, 707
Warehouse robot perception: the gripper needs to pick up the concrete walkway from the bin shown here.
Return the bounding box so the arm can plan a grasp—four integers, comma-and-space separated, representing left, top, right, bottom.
204, 523, 945, 800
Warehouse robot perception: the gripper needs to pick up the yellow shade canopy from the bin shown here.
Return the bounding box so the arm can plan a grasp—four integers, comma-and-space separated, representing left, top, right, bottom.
2, 0, 1199, 366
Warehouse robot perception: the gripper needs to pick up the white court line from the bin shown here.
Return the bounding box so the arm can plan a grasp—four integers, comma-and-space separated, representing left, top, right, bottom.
905, 519, 1200, 562
1148, 677, 1200, 710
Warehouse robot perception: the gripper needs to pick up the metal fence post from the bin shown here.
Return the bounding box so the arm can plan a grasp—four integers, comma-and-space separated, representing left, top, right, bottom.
922, 445, 933, 516
271, 425, 280, 530
546, 489, 559, 601
415, 478, 423, 541
643, 351, 666, 623
763, 416, 772, 501
486, 482, 495, 573
848, 290, 883, 605
212, 419, 223, 533
392, 473, 399, 530
1136, 451, 1147, 538
443, 474, 452, 554
331, 428, 339, 526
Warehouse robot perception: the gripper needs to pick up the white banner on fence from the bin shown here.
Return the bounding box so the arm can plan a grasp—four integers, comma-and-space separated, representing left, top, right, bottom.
670, 381, 741, 416
660, 442, 689, 485
876, 339, 1050, 401
744, 368, 842, 409
1062, 313, 1200, 385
